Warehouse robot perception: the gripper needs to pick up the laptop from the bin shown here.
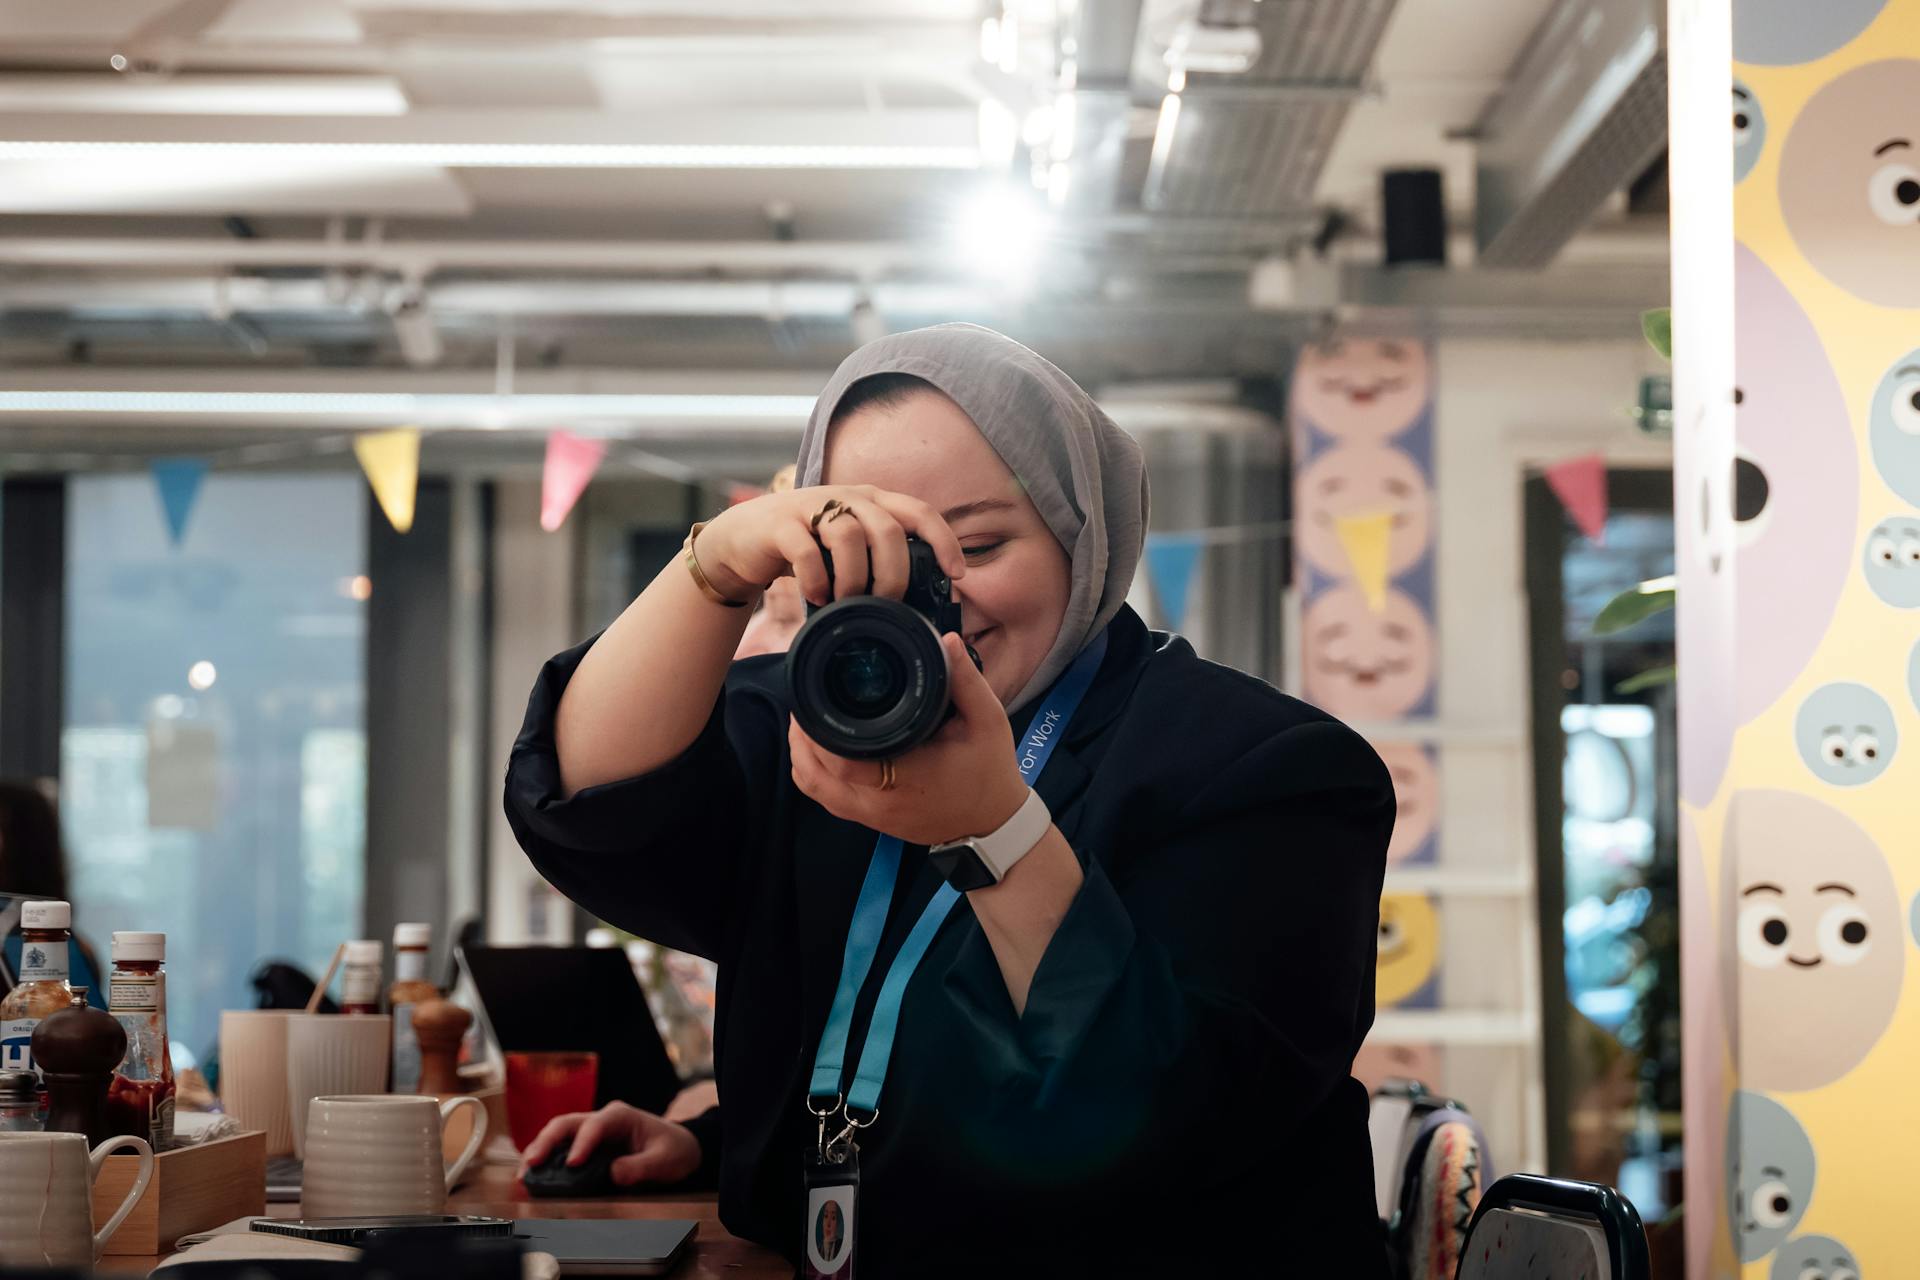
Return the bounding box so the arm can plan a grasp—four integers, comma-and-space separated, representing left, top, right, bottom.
512, 1220, 698, 1276
457, 946, 685, 1115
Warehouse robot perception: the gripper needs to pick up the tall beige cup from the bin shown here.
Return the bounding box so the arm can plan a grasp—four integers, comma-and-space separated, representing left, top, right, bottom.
286, 1013, 392, 1158
219, 1010, 296, 1157
301, 1094, 486, 1218
0, 1132, 154, 1266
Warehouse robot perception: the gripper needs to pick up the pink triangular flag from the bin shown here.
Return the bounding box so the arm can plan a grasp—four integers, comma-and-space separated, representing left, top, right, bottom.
1545, 453, 1608, 544
541, 431, 608, 532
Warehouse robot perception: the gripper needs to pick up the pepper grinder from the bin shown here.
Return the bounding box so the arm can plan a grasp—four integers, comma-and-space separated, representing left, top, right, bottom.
412, 998, 473, 1097
32, 989, 127, 1146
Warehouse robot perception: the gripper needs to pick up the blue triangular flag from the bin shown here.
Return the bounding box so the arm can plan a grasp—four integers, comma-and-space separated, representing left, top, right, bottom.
1144, 534, 1203, 632
152, 458, 208, 548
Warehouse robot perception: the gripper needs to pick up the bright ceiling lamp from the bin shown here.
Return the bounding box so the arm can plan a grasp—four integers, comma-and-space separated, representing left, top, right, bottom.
0, 140, 980, 169
0, 391, 819, 425
954, 183, 1047, 285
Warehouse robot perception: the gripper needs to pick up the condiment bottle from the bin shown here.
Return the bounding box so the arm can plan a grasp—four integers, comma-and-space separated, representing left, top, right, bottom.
0, 1070, 41, 1132
388, 923, 436, 1092
0, 899, 75, 1081
340, 940, 383, 1015
106, 931, 176, 1150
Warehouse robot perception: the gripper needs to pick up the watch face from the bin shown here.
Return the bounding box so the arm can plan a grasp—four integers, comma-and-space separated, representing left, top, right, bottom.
929, 842, 997, 893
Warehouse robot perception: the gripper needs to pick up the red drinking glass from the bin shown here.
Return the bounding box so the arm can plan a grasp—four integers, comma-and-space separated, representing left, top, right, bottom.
504, 1050, 599, 1152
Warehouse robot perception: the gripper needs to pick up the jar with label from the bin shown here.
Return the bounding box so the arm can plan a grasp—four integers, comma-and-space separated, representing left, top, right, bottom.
0, 900, 74, 1080
105, 932, 175, 1150
388, 923, 436, 1093
340, 940, 383, 1015
0, 1069, 41, 1131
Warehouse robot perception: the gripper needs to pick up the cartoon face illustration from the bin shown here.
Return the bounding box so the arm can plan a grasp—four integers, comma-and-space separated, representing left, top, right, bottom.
1724, 789, 1902, 1090
1292, 338, 1431, 443
1733, 0, 1886, 65
1771, 1235, 1861, 1280
1869, 347, 1920, 505
1781, 59, 1920, 307
1735, 82, 1766, 183
1863, 515, 1920, 606
1351, 1040, 1442, 1095
1794, 682, 1897, 785
1732, 245, 1856, 724
1301, 585, 1435, 720
1375, 893, 1439, 1005
1726, 1091, 1816, 1262
1295, 444, 1434, 579
1378, 742, 1439, 863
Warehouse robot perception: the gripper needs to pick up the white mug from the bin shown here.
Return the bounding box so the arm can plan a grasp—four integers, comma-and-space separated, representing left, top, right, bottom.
220, 1009, 296, 1156
301, 1094, 486, 1219
286, 1013, 392, 1158
0, 1132, 154, 1266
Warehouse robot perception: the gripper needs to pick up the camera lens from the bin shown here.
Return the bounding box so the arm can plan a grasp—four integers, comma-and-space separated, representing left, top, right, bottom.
823, 638, 906, 717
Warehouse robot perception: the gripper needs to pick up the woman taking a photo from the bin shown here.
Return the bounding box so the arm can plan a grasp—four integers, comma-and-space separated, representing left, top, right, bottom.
506, 324, 1393, 1275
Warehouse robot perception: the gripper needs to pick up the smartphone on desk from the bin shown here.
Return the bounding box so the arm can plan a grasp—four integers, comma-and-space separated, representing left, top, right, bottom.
251, 1214, 515, 1246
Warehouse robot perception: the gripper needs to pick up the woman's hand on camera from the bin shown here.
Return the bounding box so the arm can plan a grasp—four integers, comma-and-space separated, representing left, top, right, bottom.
515, 1100, 701, 1189
694, 485, 967, 608
789, 632, 1029, 847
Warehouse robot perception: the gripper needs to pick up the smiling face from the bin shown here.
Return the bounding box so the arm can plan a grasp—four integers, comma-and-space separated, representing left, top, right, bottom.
1735, 82, 1767, 183
1770, 1235, 1860, 1280
1727, 1090, 1817, 1262
1869, 347, 1920, 505
1375, 893, 1439, 1006
1863, 515, 1920, 606
1301, 586, 1435, 719
1725, 789, 1902, 1091
1377, 743, 1439, 863
824, 387, 1071, 707
1295, 445, 1434, 579
1781, 59, 1920, 306
1793, 682, 1898, 786
1292, 338, 1431, 443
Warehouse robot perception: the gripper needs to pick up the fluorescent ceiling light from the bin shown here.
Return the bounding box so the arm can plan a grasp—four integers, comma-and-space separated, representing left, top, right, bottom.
0, 140, 980, 169
0, 75, 410, 116
0, 391, 819, 424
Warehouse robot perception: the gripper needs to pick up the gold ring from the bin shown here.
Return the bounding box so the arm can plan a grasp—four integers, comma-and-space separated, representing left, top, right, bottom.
810, 499, 846, 535
877, 758, 897, 792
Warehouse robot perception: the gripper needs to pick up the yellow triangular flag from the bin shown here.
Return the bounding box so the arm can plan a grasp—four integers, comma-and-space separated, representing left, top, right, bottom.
354, 428, 420, 534
1335, 511, 1394, 612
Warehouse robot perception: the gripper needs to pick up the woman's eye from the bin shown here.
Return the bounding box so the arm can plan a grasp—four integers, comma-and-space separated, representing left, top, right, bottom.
961, 542, 1005, 560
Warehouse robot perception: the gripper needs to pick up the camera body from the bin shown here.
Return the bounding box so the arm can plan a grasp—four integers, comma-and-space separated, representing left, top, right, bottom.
785, 536, 972, 760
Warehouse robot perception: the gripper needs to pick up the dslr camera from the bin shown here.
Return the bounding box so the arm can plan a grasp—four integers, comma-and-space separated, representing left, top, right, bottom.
785, 536, 977, 760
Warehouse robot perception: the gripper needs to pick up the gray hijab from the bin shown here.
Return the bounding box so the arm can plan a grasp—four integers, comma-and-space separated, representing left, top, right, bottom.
796, 323, 1149, 711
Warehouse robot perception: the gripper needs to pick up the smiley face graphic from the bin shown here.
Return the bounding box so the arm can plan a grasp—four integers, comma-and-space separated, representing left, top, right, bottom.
1724, 789, 1902, 1091
1735, 82, 1766, 183
1295, 444, 1434, 579
1726, 1090, 1817, 1262
1868, 347, 1920, 505
1781, 60, 1920, 307
1301, 585, 1435, 720
1292, 338, 1431, 443
1377, 742, 1439, 864
1734, 0, 1886, 65
1771, 1236, 1860, 1280
1863, 515, 1920, 606
1375, 893, 1439, 1006
1794, 683, 1897, 786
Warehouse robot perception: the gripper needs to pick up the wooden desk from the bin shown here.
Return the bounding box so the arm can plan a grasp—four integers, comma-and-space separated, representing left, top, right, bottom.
103, 1164, 790, 1278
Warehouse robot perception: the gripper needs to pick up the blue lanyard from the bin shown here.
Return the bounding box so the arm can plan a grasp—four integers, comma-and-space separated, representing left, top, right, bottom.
807, 630, 1109, 1123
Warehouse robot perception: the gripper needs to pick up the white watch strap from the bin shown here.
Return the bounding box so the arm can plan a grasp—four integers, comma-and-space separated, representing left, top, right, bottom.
956, 788, 1053, 882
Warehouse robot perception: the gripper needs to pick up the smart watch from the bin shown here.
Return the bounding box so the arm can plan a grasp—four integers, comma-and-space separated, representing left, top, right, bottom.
927, 790, 1053, 892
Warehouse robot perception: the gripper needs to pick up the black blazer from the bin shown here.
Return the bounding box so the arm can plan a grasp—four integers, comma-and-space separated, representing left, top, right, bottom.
506, 606, 1393, 1277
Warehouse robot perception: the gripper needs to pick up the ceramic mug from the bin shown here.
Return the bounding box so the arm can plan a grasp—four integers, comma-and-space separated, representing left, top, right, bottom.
301, 1094, 487, 1219
0, 1131, 154, 1266
219, 1009, 296, 1156
286, 1013, 392, 1158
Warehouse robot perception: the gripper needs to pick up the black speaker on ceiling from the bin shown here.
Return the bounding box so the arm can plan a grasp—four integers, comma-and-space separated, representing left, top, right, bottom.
1381, 168, 1447, 267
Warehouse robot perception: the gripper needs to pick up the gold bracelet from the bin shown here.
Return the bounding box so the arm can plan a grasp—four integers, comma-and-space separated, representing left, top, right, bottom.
683, 521, 750, 608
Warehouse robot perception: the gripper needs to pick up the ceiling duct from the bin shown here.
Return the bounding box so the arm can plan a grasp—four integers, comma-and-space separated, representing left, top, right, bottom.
1474, 0, 1668, 269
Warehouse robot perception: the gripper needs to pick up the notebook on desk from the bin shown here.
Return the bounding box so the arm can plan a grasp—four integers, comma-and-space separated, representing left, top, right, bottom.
512, 1220, 697, 1276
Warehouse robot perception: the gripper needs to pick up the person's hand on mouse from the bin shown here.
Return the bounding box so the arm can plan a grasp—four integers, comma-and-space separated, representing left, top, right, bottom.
516, 1100, 701, 1189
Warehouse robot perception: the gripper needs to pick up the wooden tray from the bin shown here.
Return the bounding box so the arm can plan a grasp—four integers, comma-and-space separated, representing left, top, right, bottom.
92, 1130, 267, 1255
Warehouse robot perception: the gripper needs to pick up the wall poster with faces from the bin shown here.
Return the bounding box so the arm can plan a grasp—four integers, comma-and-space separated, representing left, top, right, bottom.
1681, 2, 1920, 1275
1291, 336, 1441, 1024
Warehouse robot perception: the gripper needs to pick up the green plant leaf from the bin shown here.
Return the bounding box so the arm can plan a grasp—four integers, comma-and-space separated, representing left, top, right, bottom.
1593, 582, 1675, 635
1615, 664, 1678, 695
1641, 308, 1672, 361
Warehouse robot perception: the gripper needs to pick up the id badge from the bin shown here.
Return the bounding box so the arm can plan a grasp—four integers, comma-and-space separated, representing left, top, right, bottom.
802, 1146, 859, 1278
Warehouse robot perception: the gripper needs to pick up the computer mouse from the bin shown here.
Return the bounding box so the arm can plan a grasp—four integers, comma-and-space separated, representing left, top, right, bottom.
522, 1144, 620, 1198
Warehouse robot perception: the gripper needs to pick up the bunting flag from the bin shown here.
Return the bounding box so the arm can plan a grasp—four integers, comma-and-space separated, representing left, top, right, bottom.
1334, 511, 1395, 613
540, 430, 609, 532
353, 428, 421, 534
1143, 534, 1203, 632
150, 458, 208, 548
1545, 452, 1609, 544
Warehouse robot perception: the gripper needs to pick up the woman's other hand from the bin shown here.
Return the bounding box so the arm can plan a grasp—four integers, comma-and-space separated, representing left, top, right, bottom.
789, 631, 1028, 846
694, 485, 967, 608
515, 1100, 701, 1189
